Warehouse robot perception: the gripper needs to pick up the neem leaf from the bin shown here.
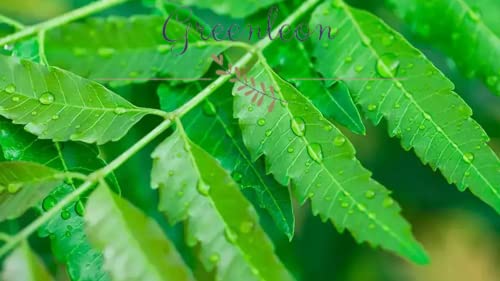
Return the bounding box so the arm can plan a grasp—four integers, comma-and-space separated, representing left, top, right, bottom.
85, 184, 194, 281
0, 55, 150, 144
151, 124, 294, 281
0, 161, 62, 222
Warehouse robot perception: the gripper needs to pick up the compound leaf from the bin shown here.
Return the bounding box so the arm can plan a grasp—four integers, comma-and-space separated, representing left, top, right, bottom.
386, 0, 500, 95
233, 59, 428, 264
44, 16, 228, 86
310, 1, 500, 213
151, 124, 294, 281
85, 184, 194, 281
0, 161, 62, 222
157, 82, 295, 239
0, 55, 150, 144
0, 118, 113, 281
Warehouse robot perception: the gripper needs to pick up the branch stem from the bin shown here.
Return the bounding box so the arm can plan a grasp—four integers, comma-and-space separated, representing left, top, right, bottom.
0, 0, 320, 257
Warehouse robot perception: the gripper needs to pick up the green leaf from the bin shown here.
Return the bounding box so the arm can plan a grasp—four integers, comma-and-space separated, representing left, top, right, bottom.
266, 42, 366, 134
157, 82, 295, 239
44, 15, 228, 86
1, 242, 54, 281
386, 0, 500, 95
85, 184, 194, 281
0, 55, 151, 144
233, 59, 428, 264
151, 124, 294, 281
0, 118, 113, 281
0, 161, 62, 222
310, 1, 500, 213
170, 0, 281, 18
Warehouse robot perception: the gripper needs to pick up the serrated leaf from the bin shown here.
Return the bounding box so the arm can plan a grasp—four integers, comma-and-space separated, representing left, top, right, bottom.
157, 82, 295, 239
151, 125, 294, 281
85, 184, 194, 281
44, 15, 227, 86
0, 55, 150, 144
1, 241, 54, 281
0, 118, 113, 281
170, 0, 281, 18
266, 42, 366, 134
0, 161, 62, 222
310, 1, 500, 213
386, 0, 500, 95
233, 59, 428, 264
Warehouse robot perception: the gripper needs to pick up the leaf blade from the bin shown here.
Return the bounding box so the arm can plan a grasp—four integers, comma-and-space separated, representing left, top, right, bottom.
1, 242, 54, 281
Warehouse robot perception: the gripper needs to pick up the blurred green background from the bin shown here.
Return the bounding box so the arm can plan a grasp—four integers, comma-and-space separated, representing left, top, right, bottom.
0, 0, 499, 281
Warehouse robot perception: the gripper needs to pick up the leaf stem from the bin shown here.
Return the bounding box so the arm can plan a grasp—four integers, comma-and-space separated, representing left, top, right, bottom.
0, 0, 129, 46
0, 14, 25, 30
0, 0, 321, 257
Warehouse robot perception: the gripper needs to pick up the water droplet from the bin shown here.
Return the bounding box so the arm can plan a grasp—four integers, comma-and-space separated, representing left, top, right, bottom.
31, 111, 37, 116
333, 136, 346, 146
382, 35, 394, 46
367, 104, 377, 111
97, 47, 115, 58
368, 224, 376, 229
324, 124, 333, 131
202, 101, 217, 116
265, 129, 272, 137
423, 113, 431, 120
383, 197, 394, 208
355, 65, 364, 73
287, 147, 295, 153
291, 117, 305, 137
239, 221, 254, 234
247, 105, 254, 112
168, 170, 174, 176
197, 181, 210, 196
128, 71, 139, 78
42, 196, 57, 211
7, 183, 21, 193
462, 152, 474, 163
75, 201, 85, 216
361, 36, 371, 46
11, 96, 20, 102
307, 143, 323, 163
344, 56, 353, 63
209, 253, 220, 263
364, 190, 375, 199
157, 45, 170, 53
39, 92, 55, 105
5, 84, 16, 94
257, 118, 266, 126
419, 124, 426, 130
341, 202, 349, 208
486, 76, 498, 87
376, 54, 400, 78
308, 192, 315, 198
73, 47, 87, 56
61, 210, 71, 220
224, 229, 238, 243
114, 107, 126, 115
468, 9, 481, 22
231, 171, 243, 183
51, 115, 60, 120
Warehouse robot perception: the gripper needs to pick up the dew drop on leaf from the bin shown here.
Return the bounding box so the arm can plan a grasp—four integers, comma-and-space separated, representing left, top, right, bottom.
39, 92, 55, 105
367, 104, 377, 111
231, 171, 243, 183
7, 183, 21, 193
364, 190, 376, 199
202, 101, 217, 116
355, 65, 364, 73
333, 135, 346, 146
75, 201, 85, 216
265, 129, 272, 137
97, 47, 115, 58
341, 202, 349, 208
114, 107, 126, 115
344, 56, 353, 63
11, 96, 20, 102
290, 117, 305, 137
224, 229, 238, 243
376, 54, 400, 78
4, 84, 16, 94
42, 195, 57, 211
307, 143, 323, 163
197, 181, 210, 196
287, 147, 295, 153
462, 152, 474, 163
257, 118, 266, 126
52, 115, 60, 120
239, 221, 254, 234
61, 210, 71, 220
383, 197, 394, 208
209, 253, 220, 263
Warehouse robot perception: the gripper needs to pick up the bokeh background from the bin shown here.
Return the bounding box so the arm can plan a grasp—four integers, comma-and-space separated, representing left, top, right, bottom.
0, 1, 499, 280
